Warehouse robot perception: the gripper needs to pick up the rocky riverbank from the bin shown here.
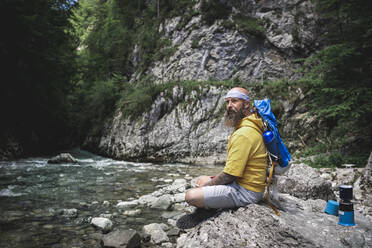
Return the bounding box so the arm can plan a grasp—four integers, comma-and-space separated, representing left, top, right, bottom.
88, 154, 372, 248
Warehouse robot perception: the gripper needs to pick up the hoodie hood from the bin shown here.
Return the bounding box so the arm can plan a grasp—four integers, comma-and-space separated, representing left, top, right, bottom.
236, 113, 265, 134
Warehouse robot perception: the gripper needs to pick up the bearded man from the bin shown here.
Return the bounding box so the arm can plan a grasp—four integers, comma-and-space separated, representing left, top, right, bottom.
177, 87, 268, 228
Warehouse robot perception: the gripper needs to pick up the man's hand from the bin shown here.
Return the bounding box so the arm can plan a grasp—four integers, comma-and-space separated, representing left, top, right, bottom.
195, 176, 213, 187
203, 171, 236, 186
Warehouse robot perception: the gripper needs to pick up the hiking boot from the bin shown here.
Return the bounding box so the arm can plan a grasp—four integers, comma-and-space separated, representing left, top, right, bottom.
176, 208, 218, 229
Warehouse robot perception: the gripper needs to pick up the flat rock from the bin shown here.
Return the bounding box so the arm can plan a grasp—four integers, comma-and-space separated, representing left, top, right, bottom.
176, 195, 372, 248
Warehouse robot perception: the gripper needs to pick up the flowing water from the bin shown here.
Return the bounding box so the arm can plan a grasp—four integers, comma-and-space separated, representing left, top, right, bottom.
0, 148, 223, 247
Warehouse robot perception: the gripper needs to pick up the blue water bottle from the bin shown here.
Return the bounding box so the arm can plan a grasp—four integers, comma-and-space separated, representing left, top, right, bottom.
263, 130, 274, 144
263, 130, 280, 161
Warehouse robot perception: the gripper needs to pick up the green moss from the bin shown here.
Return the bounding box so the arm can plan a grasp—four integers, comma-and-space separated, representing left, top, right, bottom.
191, 38, 201, 49
221, 20, 235, 30
232, 14, 265, 39
117, 79, 247, 120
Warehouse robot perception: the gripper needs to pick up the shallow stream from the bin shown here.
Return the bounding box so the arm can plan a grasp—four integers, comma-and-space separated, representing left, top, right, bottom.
0, 148, 222, 247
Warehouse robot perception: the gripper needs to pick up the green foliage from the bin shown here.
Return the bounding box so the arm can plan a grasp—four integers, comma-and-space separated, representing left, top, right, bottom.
306, 153, 342, 169
153, 38, 176, 62
232, 14, 265, 38
0, 0, 78, 153
200, 0, 232, 25
191, 38, 201, 48
73, 0, 199, 81
176, 9, 200, 31
74, 0, 135, 80
221, 20, 235, 30
68, 74, 124, 138
118, 77, 165, 119
116, 79, 244, 120
303, 152, 368, 169
166, 0, 198, 18
299, 0, 372, 155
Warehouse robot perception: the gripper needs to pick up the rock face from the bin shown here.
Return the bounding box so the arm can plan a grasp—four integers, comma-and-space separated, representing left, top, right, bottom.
149, 0, 324, 84
83, 82, 313, 163
83, 0, 326, 163
176, 196, 372, 248
84, 86, 232, 163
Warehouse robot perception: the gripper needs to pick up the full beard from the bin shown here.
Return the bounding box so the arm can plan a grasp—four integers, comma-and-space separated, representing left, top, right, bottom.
224, 104, 246, 128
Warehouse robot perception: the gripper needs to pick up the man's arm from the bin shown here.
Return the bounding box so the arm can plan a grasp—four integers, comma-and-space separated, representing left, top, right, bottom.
203, 171, 236, 186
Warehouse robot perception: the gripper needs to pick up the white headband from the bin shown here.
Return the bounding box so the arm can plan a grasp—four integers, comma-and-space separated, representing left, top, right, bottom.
224, 89, 250, 101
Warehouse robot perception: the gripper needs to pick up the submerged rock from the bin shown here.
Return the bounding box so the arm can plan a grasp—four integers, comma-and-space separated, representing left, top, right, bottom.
47, 153, 78, 164
116, 200, 139, 210
60, 208, 78, 218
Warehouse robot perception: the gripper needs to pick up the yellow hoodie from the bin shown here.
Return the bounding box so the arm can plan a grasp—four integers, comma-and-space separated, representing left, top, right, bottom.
223, 114, 268, 192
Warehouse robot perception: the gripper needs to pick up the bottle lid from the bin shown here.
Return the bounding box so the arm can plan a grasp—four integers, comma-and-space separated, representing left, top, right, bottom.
263, 130, 274, 144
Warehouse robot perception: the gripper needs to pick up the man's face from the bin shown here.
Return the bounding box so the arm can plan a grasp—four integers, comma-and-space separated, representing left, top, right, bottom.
225, 97, 244, 112
224, 97, 246, 128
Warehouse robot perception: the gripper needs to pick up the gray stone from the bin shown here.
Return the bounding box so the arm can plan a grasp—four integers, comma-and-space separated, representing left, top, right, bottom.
161, 242, 173, 248
137, 194, 158, 206
123, 209, 141, 216
161, 211, 183, 220
173, 193, 186, 203
143, 223, 169, 245
167, 228, 180, 236
91, 217, 113, 233
101, 229, 141, 248
277, 163, 336, 201
116, 200, 139, 210
150, 194, 173, 210
61, 208, 78, 218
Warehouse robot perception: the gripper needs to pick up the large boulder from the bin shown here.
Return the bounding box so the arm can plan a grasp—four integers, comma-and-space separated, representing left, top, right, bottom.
176, 195, 372, 248
277, 163, 336, 201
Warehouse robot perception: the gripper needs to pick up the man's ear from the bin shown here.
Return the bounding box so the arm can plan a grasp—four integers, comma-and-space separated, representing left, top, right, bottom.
244, 100, 250, 113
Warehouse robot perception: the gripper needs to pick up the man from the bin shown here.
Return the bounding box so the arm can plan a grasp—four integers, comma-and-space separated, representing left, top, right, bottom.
177, 87, 268, 228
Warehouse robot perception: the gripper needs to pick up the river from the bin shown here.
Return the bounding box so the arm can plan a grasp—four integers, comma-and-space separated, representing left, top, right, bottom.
0, 148, 223, 247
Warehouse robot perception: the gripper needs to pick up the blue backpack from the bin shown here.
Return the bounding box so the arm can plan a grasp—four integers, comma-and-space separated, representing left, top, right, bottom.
253, 98, 291, 216
253, 98, 291, 168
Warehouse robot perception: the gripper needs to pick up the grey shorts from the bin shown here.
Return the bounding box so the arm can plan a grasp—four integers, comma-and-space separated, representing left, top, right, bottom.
202, 181, 263, 209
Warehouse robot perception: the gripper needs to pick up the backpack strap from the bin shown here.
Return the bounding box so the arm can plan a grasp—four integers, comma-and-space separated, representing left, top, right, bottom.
265, 155, 280, 216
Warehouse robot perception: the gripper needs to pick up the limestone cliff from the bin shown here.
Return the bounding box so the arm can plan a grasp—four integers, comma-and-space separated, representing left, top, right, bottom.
83, 0, 325, 163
